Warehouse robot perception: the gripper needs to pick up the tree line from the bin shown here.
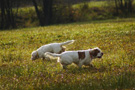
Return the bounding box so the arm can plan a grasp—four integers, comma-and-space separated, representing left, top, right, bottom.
0, 0, 134, 30
115, 0, 133, 15
0, 0, 52, 29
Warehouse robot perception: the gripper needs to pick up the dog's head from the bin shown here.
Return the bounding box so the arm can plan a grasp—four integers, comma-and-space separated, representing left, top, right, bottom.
90, 47, 103, 59
31, 51, 39, 60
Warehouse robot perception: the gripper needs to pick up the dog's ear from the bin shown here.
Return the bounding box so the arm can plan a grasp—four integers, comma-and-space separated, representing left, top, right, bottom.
34, 51, 39, 59
35, 53, 39, 58
90, 49, 100, 57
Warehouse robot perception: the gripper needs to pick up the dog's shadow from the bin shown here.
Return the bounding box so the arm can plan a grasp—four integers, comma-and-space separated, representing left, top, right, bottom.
38, 59, 106, 74
84, 65, 106, 73
65, 65, 106, 74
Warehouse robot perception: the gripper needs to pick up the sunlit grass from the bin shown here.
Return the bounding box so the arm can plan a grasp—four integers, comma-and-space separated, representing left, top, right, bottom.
0, 18, 135, 89
72, 1, 109, 8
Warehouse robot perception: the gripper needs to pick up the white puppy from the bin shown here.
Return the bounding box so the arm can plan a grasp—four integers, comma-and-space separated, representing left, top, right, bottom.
31, 40, 75, 60
45, 47, 103, 69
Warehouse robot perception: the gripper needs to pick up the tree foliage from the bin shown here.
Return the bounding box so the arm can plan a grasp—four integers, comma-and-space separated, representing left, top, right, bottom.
0, 0, 134, 29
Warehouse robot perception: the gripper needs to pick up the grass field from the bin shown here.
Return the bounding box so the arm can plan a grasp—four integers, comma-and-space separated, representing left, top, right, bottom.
0, 18, 135, 89
72, 1, 108, 8
72, 0, 135, 8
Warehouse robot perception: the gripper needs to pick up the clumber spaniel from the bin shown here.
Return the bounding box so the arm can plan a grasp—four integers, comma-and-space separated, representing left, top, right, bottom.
45, 47, 103, 69
31, 40, 75, 60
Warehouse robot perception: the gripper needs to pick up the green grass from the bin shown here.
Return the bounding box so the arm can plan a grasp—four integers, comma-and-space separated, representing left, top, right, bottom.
72, 1, 108, 8
0, 18, 135, 89
72, 0, 135, 8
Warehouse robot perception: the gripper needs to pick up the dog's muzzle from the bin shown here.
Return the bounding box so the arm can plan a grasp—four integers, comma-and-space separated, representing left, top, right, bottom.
97, 52, 103, 58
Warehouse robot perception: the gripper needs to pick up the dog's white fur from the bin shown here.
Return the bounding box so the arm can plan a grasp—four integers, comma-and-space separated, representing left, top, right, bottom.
31, 40, 75, 60
45, 47, 103, 69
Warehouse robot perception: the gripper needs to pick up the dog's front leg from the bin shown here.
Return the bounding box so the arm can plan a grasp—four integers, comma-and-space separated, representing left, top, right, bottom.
43, 55, 50, 61
78, 62, 83, 68
78, 60, 86, 68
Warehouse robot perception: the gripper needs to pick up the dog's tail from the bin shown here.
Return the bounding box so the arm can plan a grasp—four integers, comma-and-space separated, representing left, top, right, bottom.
60, 40, 75, 46
45, 52, 61, 57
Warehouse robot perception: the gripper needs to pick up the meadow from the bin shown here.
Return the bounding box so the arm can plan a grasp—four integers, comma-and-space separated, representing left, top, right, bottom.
72, 1, 109, 8
0, 18, 135, 89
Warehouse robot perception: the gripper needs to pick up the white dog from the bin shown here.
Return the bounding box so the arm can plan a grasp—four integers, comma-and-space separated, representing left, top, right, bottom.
31, 40, 75, 60
45, 47, 103, 69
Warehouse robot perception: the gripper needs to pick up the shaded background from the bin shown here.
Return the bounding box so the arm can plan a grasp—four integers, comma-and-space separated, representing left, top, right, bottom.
0, 0, 135, 30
